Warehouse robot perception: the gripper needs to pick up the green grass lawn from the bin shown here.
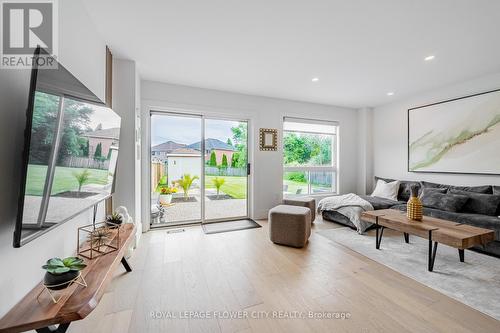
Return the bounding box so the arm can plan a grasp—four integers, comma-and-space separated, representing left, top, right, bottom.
205, 175, 247, 199
283, 179, 308, 195
26, 164, 109, 196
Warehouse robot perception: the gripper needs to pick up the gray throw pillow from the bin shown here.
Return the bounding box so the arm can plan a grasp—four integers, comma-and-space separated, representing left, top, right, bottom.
420, 190, 469, 212
449, 189, 500, 216
418, 187, 447, 199
420, 181, 492, 194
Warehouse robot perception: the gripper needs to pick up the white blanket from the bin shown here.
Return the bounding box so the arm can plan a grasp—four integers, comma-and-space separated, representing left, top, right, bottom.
317, 193, 374, 234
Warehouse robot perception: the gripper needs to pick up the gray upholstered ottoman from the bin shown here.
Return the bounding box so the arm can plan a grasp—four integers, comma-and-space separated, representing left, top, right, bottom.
283, 197, 316, 222
269, 205, 311, 248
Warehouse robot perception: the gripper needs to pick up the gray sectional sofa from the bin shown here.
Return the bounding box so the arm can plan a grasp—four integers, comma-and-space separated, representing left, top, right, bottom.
322, 177, 500, 257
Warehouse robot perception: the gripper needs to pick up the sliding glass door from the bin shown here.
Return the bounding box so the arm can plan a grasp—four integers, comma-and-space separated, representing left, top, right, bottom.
150, 112, 248, 227
150, 113, 202, 225
204, 118, 248, 222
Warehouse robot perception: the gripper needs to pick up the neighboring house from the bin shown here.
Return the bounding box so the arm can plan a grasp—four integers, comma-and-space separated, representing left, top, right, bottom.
82, 127, 120, 158
187, 138, 236, 165
151, 141, 186, 160
166, 148, 201, 185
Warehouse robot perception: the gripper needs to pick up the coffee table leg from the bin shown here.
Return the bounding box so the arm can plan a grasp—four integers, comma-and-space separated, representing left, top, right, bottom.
376, 225, 384, 250
428, 230, 438, 272
403, 232, 409, 243
458, 249, 464, 262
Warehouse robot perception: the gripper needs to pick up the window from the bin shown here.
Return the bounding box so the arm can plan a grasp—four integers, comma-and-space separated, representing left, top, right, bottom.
283, 117, 338, 196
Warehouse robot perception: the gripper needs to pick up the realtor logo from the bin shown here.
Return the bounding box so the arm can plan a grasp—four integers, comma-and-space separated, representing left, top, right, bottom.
1, 0, 58, 69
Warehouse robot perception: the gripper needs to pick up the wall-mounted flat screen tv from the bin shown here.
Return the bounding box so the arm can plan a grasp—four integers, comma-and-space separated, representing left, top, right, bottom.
14, 48, 121, 247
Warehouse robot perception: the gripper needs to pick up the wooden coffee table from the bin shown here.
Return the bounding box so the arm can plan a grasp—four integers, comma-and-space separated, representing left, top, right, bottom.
361, 209, 494, 272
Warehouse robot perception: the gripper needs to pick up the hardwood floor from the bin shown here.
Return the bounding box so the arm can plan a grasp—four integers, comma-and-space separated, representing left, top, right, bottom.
68, 218, 500, 333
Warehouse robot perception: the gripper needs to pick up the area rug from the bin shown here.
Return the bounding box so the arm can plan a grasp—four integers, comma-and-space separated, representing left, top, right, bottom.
318, 227, 500, 320
202, 219, 261, 234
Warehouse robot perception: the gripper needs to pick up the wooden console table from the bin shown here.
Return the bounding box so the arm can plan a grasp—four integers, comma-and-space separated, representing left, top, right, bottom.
0, 224, 136, 333
361, 209, 494, 272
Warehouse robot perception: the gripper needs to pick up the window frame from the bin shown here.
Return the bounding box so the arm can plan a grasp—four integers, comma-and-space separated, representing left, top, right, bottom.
282, 117, 338, 196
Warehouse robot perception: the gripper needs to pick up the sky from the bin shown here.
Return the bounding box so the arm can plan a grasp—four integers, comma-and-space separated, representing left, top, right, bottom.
151, 115, 243, 146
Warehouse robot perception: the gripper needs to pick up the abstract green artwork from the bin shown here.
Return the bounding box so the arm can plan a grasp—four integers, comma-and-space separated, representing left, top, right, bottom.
408, 89, 500, 174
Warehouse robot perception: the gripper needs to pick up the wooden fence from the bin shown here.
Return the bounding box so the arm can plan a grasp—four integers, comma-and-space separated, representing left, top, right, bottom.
205, 166, 247, 177
62, 156, 109, 170
151, 161, 166, 191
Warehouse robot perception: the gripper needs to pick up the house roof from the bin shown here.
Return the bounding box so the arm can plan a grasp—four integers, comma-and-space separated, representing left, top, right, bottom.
152, 140, 186, 153
82, 127, 120, 140
167, 148, 201, 156
187, 138, 235, 151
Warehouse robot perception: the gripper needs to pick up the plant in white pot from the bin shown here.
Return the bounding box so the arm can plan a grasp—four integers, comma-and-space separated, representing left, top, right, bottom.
159, 186, 177, 205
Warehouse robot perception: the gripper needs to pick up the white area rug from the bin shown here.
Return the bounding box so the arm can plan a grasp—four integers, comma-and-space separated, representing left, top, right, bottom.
318, 227, 500, 320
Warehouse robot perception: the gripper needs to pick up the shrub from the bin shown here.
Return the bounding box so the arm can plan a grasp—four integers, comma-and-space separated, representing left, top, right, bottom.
285, 172, 306, 183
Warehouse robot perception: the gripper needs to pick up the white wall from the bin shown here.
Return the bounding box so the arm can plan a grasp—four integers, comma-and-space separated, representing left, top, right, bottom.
0, 0, 107, 317
371, 72, 500, 190
141, 81, 359, 220
113, 60, 142, 235
58, 0, 106, 101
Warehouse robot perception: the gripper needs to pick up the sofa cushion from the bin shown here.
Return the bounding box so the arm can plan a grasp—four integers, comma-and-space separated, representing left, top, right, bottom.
418, 187, 447, 198
359, 195, 404, 210
493, 186, 500, 195
420, 181, 492, 194
494, 186, 500, 216
374, 176, 421, 201
449, 189, 500, 216
420, 191, 469, 212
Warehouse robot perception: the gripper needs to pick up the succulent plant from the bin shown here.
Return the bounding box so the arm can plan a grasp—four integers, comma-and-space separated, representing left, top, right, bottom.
42, 257, 87, 275
106, 212, 123, 226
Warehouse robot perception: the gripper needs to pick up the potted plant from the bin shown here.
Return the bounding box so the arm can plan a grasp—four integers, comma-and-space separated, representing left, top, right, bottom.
106, 211, 123, 228
212, 177, 226, 199
177, 174, 199, 201
159, 186, 177, 205
42, 257, 87, 290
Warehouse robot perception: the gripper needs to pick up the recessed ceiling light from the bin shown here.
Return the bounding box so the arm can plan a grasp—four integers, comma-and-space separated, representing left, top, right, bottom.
424, 55, 435, 61
311, 77, 319, 82
387, 92, 395, 96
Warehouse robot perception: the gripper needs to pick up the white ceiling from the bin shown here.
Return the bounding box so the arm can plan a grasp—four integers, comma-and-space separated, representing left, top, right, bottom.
82, 0, 500, 108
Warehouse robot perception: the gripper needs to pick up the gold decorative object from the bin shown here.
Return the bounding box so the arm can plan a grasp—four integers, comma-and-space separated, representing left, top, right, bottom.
407, 185, 423, 221
259, 128, 278, 151
77, 222, 120, 259
36, 272, 87, 304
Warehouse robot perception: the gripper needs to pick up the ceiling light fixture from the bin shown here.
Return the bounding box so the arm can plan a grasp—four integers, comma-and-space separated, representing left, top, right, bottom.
424, 55, 435, 61
387, 92, 395, 96
311, 77, 319, 82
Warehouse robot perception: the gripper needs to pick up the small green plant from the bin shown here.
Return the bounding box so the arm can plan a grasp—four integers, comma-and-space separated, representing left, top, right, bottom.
155, 175, 169, 192
106, 211, 123, 227
212, 177, 226, 199
73, 169, 91, 192
177, 174, 199, 200
42, 257, 87, 275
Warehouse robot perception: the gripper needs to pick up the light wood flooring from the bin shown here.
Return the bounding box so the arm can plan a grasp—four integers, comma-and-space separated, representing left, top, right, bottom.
67, 218, 500, 333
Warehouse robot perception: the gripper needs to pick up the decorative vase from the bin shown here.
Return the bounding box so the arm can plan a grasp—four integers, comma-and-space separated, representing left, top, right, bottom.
407, 185, 423, 221
44, 271, 79, 290
159, 194, 173, 205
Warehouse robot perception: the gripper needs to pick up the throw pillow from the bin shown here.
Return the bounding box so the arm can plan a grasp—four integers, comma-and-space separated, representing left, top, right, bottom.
420, 191, 469, 212
449, 189, 500, 216
371, 179, 400, 201
420, 181, 492, 194
418, 187, 447, 199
